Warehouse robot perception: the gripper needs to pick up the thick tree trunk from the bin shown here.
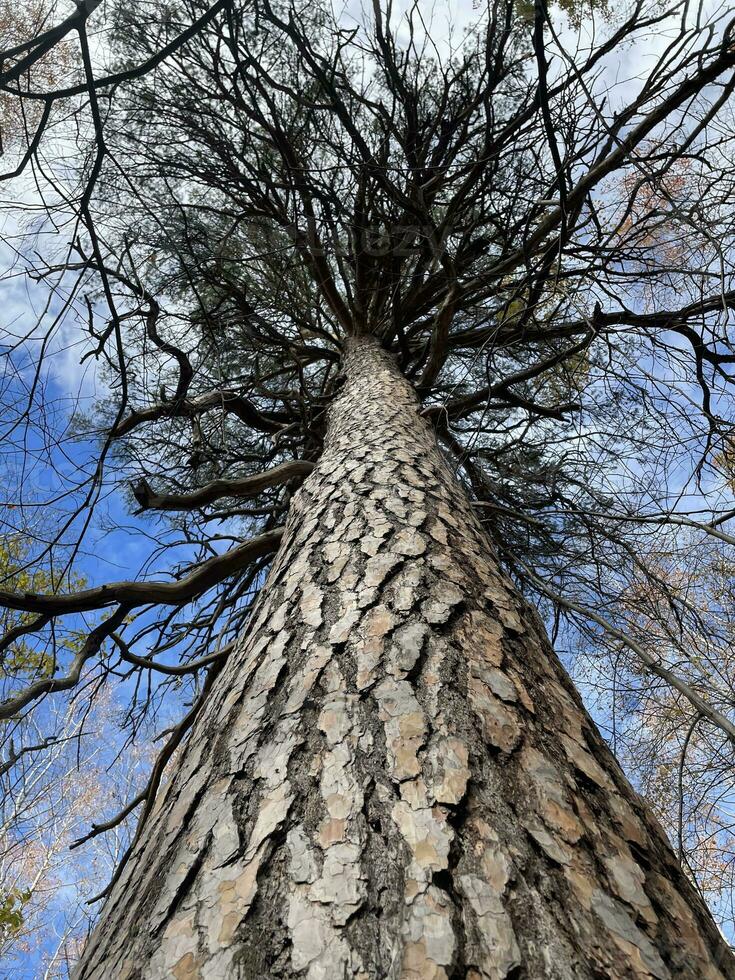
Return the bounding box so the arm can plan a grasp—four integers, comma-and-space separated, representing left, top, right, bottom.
75, 337, 733, 980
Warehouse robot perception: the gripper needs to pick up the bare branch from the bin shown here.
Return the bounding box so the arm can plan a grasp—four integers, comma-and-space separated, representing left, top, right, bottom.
132, 460, 313, 512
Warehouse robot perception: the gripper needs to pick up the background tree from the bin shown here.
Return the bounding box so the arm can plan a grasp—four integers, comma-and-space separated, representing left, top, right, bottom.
4, 0, 735, 975
0, 534, 155, 977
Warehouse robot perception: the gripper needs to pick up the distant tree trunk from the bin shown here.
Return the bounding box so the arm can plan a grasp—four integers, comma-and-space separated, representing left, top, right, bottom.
75, 336, 734, 980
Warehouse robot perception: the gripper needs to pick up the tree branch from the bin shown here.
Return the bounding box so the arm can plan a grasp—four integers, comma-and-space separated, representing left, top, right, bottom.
0, 529, 284, 617
132, 460, 313, 512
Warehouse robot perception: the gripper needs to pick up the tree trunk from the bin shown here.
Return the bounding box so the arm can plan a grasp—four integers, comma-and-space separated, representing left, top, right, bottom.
74, 336, 734, 980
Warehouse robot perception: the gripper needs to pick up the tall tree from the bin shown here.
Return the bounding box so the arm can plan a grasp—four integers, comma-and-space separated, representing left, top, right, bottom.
3, 0, 735, 975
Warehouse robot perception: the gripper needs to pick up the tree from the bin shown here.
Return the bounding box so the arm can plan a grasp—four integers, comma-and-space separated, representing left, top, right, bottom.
3, 0, 735, 975
0, 536, 153, 976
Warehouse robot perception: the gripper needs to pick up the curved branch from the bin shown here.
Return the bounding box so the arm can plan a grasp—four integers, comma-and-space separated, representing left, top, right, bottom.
0, 528, 284, 616
113, 389, 289, 438
70, 789, 147, 850
0, 613, 51, 657
1, 0, 231, 99
110, 633, 234, 676
0, 606, 130, 722
132, 460, 313, 512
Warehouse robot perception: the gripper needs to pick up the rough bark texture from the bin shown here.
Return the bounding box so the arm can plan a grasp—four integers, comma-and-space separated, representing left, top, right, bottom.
75, 337, 734, 979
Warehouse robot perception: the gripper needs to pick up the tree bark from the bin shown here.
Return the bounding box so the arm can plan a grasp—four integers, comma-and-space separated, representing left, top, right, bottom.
74, 336, 734, 980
